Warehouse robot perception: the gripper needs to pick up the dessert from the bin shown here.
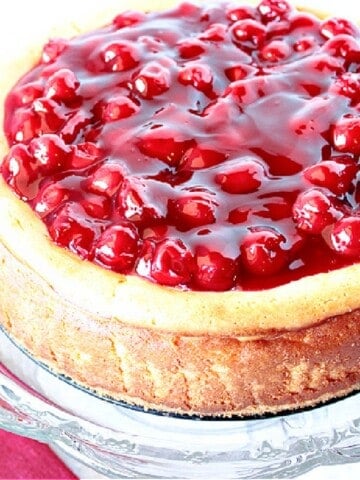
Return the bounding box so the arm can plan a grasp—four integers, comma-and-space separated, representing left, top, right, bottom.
0, 0, 359, 417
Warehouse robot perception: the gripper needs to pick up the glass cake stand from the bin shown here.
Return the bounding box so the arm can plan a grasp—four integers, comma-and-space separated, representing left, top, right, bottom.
0, 329, 359, 479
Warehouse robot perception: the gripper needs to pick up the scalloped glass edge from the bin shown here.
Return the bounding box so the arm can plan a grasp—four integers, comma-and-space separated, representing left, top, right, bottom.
0, 329, 360, 478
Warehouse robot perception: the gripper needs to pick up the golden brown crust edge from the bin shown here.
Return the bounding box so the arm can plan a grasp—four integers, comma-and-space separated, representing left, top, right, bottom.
1, 240, 359, 417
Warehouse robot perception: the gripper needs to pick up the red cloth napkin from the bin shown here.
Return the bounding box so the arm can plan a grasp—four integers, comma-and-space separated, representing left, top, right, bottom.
0, 429, 78, 479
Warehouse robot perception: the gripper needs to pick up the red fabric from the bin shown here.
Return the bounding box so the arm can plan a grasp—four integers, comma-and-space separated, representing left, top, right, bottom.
0, 429, 78, 479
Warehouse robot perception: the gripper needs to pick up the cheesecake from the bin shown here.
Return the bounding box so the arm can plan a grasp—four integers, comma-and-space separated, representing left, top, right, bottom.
0, 0, 359, 417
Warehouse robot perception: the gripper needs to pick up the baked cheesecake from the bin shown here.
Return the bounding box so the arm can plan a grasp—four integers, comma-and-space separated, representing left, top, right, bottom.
0, 0, 359, 417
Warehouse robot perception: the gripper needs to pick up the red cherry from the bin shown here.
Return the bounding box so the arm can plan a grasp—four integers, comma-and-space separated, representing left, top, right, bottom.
330, 216, 360, 256
137, 130, 195, 166
178, 63, 213, 94
45, 68, 80, 102
330, 73, 360, 105
1, 144, 39, 200
260, 40, 291, 62
69, 142, 103, 169
292, 189, 340, 234
224, 64, 253, 82
6, 108, 41, 144
228, 207, 250, 224
257, 0, 292, 23
320, 18, 358, 39
230, 19, 266, 47
84, 163, 124, 197
179, 147, 226, 170
11, 82, 43, 106
42, 38, 68, 64
177, 39, 206, 59
293, 36, 316, 53
32, 97, 66, 132
215, 159, 264, 194
226, 5, 255, 23
322, 34, 360, 63
134, 61, 171, 99
289, 13, 319, 31
193, 246, 237, 291
48, 203, 95, 259
303, 159, 357, 195
101, 95, 139, 122
150, 238, 194, 287
240, 228, 288, 276
332, 115, 360, 154
167, 193, 216, 231
100, 42, 140, 72
81, 193, 112, 219
113, 11, 145, 29
29, 134, 71, 174
60, 110, 93, 143
95, 223, 140, 272
199, 23, 227, 42
117, 178, 165, 226
33, 182, 70, 217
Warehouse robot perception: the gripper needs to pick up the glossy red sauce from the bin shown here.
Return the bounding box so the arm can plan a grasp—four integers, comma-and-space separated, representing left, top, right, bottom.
2, 0, 360, 291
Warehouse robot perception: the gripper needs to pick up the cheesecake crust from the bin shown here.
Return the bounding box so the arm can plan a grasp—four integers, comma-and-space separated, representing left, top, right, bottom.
0, 238, 359, 417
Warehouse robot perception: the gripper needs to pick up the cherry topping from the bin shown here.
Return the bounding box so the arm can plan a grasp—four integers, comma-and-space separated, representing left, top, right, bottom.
101, 95, 139, 121
259, 40, 291, 62
4, 0, 360, 291
200, 23, 227, 42
117, 178, 165, 226
69, 142, 103, 170
167, 193, 216, 231
240, 228, 287, 276
330, 216, 360, 257
215, 159, 264, 194
177, 39, 206, 59
330, 72, 360, 104
33, 182, 70, 217
81, 193, 112, 219
226, 5, 255, 23
303, 158, 357, 195
194, 246, 237, 291
94, 223, 140, 272
178, 63, 213, 94
138, 130, 195, 166
320, 18, 358, 39
29, 134, 71, 174
48, 203, 96, 259
113, 11, 145, 29
42, 38, 68, 64
45, 68, 80, 102
292, 189, 340, 234
11, 82, 43, 106
84, 163, 123, 197
332, 115, 360, 154
231, 19, 266, 47
257, 0, 292, 24
99, 42, 139, 72
150, 238, 194, 287
134, 61, 171, 99
179, 147, 226, 170
1, 144, 38, 200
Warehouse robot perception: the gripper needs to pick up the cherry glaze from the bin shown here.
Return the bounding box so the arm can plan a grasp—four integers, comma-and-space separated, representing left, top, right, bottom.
3, 0, 360, 291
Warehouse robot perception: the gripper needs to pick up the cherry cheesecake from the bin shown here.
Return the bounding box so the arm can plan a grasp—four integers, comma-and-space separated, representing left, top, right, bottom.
0, 0, 359, 417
